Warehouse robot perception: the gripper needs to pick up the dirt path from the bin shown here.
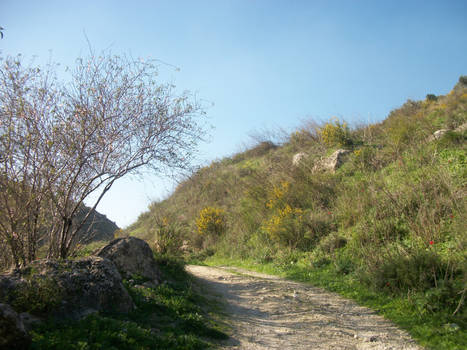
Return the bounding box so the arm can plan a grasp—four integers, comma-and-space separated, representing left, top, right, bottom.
186, 265, 423, 350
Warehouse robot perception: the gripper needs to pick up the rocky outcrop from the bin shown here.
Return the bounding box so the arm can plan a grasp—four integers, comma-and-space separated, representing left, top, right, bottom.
427, 122, 467, 142
0, 236, 163, 344
95, 237, 161, 284
428, 129, 448, 141
313, 149, 351, 173
0, 257, 135, 320
0, 303, 30, 350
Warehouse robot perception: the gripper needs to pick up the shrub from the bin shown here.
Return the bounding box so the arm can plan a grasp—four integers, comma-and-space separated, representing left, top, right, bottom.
265, 181, 290, 210
319, 118, 353, 147
426, 94, 438, 102
361, 244, 464, 316
196, 207, 226, 236
153, 216, 184, 256
263, 205, 311, 249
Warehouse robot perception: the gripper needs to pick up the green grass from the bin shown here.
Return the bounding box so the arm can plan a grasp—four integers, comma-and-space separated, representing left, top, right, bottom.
204, 255, 466, 350
29, 256, 228, 350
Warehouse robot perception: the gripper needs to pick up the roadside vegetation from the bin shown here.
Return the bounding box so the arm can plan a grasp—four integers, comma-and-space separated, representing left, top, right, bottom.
128, 77, 467, 349
29, 256, 228, 349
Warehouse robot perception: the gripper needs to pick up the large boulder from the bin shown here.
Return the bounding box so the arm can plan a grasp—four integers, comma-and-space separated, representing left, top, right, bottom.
0, 257, 135, 320
0, 303, 30, 350
95, 237, 161, 284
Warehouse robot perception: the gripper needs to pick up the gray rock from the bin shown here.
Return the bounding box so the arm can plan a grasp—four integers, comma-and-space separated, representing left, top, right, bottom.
95, 237, 161, 284
0, 257, 135, 320
427, 122, 466, 142
427, 129, 448, 142
142, 281, 158, 289
454, 122, 467, 132
0, 303, 30, 349
292, 152, 307, 166
313, 149, 351, 173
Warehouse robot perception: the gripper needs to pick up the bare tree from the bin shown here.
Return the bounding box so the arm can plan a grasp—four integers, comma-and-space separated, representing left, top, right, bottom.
0, 52, 206, 264
0, 56, 58, 267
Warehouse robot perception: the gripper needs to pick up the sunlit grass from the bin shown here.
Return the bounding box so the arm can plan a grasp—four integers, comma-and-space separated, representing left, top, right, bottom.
205, 256, 466, 350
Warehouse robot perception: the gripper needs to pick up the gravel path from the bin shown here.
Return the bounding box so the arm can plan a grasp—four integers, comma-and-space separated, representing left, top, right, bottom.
186, 265, 423, 350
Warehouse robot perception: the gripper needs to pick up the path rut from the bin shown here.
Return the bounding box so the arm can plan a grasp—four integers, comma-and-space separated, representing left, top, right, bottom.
186, 265, 423, 350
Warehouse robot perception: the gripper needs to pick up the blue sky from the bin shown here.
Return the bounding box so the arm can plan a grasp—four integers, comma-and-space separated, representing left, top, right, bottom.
1, 0, 466, 227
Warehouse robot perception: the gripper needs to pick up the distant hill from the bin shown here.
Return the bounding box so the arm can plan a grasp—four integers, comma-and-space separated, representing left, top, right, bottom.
77, 206, 119, 243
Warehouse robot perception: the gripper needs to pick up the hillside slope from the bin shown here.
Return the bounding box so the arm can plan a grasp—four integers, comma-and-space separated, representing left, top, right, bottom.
128, 77, 467, 347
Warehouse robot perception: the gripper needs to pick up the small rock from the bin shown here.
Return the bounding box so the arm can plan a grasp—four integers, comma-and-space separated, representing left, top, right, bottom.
292, 152, 307, 166
142, 281, 158, 289
427, 129, 448, 142
369, 336, 378, 342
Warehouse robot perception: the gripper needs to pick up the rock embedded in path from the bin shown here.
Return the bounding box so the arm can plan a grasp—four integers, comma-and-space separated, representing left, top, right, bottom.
95, 236, 161, 284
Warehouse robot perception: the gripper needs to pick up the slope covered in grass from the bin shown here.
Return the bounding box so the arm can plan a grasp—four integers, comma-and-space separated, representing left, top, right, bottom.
128, 77, 467, 349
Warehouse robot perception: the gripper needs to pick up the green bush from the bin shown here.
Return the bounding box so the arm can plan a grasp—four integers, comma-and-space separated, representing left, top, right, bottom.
152, 216, 184, 256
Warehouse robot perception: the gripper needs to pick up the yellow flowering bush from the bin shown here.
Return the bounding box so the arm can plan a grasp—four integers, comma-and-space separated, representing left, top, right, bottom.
266, 181, 290, 209
196, 207, 226, 236
320, 118, 352, 147
263, 204, 307, 248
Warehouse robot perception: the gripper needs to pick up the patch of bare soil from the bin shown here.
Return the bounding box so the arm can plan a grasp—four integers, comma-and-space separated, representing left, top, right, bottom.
186, 265, 423, 350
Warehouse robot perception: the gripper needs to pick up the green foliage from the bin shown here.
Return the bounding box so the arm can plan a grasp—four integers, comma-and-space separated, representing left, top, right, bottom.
12, 277, 62, 316
263, 204, 308, 248
74, 240, 109, 258
152, 216, 184, 256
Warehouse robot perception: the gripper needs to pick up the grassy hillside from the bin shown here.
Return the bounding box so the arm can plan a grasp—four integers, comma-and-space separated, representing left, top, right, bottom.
128, 77, 467, 349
